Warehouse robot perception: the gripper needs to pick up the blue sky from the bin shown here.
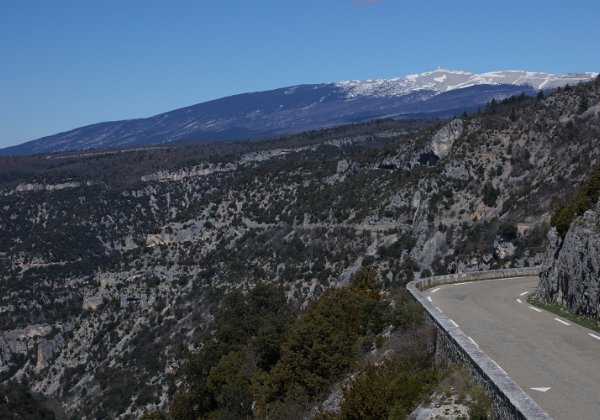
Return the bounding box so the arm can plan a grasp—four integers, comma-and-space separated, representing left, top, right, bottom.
1, 0, 599, 148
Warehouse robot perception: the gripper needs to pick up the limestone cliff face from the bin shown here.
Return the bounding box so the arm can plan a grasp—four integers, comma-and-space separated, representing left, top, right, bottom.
0, 324, 68, 375
538, 203, 600, 317
430, 118, 463, 160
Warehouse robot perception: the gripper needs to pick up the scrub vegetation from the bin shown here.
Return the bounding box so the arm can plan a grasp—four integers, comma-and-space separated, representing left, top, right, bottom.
144, 268, 439, 419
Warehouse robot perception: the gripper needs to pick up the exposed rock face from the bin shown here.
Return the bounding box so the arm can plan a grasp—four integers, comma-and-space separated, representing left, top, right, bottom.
495, 240, 516, 260
141, 163, 236, 182
336, 159, 351, 174
36, 333, 66, 371
443, 161, 470, 181
538, 204, 600, 317
430, 119, 463, 160
1, 181, 98, 196
0, 324, 68, 374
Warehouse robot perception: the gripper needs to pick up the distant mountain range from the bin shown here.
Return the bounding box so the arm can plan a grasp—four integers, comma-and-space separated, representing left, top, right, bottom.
2, 69, 597, 155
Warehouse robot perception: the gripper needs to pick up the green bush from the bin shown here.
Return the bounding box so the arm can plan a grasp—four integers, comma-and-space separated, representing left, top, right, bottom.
262, 288, 366, 405
498, 223, 518, 241
206, 351, 255, 418
159, 268, 432, 419
339, 359, 437, 420
260, 268, 391, 413
166, 282, 294, 419
482, 183, 500, 207
552, 160, 600, 237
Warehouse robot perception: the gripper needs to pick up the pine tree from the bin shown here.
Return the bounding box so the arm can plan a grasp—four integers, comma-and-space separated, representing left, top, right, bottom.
578, 95, 589, 114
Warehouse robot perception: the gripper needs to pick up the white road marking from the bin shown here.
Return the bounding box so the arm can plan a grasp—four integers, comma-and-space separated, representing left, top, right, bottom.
588, 333, 600, 341
449, 319, 459, 328
468, 336, 479, 347
516, 298, 523, 304
529, 306, 543, 313
554, 317, 571, 326
520, 291, 529, 296
454, 282, 466, 285
431, 287, 441, 293
435, 306, 443, 313
530, 387, 551, 393
426, 296, 432, 302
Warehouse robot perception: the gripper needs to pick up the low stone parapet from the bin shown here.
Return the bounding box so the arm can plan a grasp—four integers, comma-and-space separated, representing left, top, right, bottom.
407, 268, 551, 420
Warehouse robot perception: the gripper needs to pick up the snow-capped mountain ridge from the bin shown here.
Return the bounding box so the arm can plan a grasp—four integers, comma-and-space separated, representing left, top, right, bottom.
336, 69, 598, 99
2, 69, 597, 156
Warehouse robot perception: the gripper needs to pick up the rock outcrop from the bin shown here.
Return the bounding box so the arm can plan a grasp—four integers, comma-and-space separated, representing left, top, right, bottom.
429, 118, 463, 160
538, 203, 600, 317
140, 163, 236, 182
0, 324, 68, 374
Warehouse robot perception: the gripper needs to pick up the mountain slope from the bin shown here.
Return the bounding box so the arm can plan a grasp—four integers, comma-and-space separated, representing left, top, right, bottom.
1, 77, 600, 417
2, 69, 596, 156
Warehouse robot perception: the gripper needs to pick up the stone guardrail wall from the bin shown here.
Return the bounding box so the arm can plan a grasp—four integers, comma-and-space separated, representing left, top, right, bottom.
407, 267, 552, 420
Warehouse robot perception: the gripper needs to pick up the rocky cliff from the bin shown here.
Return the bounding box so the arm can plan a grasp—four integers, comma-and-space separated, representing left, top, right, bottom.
538, 203, 600, 317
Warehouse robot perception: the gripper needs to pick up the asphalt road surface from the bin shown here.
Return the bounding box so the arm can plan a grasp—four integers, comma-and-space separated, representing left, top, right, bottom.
426, 276, 600, 420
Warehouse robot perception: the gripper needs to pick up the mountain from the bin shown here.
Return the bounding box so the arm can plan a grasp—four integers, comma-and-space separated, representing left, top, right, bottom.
2, 69, 597, 156
1, 77, 600, 417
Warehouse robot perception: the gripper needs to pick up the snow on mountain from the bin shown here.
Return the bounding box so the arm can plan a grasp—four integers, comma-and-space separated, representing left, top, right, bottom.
2, 69, 597, 156
336, 69, 598, 99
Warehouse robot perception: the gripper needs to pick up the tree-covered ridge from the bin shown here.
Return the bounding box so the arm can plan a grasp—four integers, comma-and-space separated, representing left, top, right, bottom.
144, 268, 435, 419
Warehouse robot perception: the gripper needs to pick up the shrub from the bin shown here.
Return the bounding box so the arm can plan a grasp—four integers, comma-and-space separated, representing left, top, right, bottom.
361, 255, 375, 266
498, 223, 518, 241
552, 160, 600, 237
167, 283, 294, 418
482, 183, 500, 207
263, 288, 365, 404
206, 351, 255, 418
435, 365, 493, 420
339, 358, 437, 419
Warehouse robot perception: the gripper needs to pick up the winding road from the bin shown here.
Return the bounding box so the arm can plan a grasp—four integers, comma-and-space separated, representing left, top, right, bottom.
425, 276, 600, 420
